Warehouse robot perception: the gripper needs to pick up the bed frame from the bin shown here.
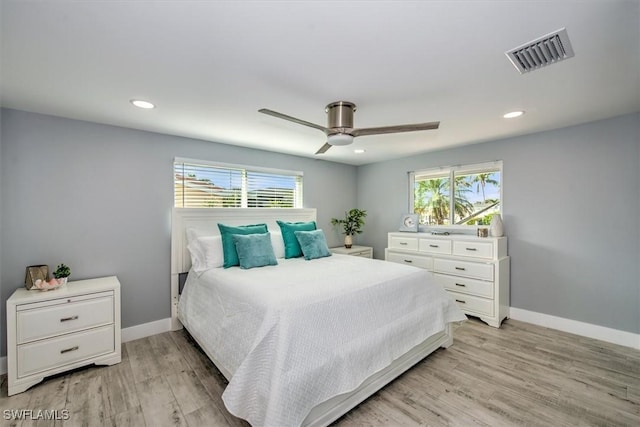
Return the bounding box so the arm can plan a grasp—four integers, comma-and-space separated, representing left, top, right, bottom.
170, 207, 454, 427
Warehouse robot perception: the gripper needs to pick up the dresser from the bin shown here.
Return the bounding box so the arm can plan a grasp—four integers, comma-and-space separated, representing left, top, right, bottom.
6, 276, 121, 396
385, 232, 509, 327
331, 245, 373, 258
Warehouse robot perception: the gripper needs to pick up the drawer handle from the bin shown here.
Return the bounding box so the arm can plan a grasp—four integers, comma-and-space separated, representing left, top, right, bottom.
455, 283, 466, 287
404, 259, 413, 263
455, 299, 466, 304
455, 267, 466, 271
399, 242, 408, 245
60, 346, 79, 354
60, 315, 79, 322
429, 244, 439, 248
466, 247, 477, 251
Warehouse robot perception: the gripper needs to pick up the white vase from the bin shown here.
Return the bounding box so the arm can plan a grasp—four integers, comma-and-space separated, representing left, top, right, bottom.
489, 214, 503, 237
344, 234, 353, 249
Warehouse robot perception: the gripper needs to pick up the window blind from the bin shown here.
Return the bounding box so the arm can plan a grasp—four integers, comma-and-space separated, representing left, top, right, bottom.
174, 159, 303, 208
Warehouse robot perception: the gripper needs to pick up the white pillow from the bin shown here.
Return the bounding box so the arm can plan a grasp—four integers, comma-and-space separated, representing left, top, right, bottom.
187, 235, 224, 274
270, 231, 285, 259
186, 229, 284, 274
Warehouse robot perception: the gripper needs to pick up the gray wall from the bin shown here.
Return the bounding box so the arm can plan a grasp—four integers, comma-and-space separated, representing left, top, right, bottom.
0, 108, 3, 353
0, 109, 358, 356
357, 113, 640, 334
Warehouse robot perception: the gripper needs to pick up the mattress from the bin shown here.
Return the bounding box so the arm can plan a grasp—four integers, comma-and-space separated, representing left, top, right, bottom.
178, 254, 465, 427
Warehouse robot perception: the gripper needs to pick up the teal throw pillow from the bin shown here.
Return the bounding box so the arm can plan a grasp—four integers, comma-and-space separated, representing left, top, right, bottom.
294, 229, 332, 261
218, 223, 268, 268
277, 220, 317, 258
232, 233, 278, 269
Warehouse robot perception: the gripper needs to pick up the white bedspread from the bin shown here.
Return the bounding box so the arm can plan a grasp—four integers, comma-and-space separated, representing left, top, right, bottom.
178, 254, 465, 427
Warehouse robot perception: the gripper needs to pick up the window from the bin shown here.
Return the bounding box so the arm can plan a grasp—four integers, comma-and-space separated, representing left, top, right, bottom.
174, 158, 303, 208
410, 161, 502, 226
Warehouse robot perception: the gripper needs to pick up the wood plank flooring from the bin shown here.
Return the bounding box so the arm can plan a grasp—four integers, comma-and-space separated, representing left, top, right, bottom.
1, 318, 638, 426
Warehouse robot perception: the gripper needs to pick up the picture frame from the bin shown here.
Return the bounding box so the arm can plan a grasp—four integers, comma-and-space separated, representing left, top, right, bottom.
398, 214, 419, 232
25, 265, 49, 290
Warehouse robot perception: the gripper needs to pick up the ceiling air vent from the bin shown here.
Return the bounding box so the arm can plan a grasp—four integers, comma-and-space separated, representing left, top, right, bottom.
505, 28, 575, 74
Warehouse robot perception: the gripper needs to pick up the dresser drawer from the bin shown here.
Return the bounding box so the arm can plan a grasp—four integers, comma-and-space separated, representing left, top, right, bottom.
419, 239, 452, 255
452, 240, 493, 259
17, 295, 114, 344
389, 236, 419, 251
434, 258, 493, 280
387, 252, 433, 270
17, 325, 115, 378
447, 291, 494, 317
434, 273, 494, 298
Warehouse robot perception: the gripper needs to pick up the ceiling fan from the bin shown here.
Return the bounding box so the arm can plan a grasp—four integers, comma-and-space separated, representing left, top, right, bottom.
259, 101, 440, 154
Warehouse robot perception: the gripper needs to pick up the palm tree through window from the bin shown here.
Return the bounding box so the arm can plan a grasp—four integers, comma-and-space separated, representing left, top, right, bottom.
411, 162, 502, 226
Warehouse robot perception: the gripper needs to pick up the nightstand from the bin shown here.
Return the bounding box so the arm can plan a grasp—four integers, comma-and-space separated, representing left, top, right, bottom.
6, 276, 121, 396
331, 245, 373, 258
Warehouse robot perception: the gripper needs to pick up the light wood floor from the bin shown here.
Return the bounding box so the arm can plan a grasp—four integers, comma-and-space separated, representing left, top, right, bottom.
1, 318, 638, 426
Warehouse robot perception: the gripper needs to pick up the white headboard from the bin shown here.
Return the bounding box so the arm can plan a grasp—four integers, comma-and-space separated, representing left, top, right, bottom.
170, 207, 317, 330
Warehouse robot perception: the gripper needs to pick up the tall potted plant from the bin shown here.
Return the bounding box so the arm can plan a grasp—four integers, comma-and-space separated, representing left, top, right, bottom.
331, 209, 367, 248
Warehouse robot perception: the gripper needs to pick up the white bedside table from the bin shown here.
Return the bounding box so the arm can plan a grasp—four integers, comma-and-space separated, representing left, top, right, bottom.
331, 245, 373, 258
6, 276, 121, 396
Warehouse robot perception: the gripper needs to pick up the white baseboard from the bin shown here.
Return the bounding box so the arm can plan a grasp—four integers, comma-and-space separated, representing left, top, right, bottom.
509, 307, 640, 350
121, 317, 173, 343
0, 318, 173, 375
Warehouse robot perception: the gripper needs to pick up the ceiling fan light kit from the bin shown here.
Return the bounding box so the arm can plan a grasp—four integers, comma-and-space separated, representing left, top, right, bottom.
259, 101, 439, 155
327, 133, 354, 146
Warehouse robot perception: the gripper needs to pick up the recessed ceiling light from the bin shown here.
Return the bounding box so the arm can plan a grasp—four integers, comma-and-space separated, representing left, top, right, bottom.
130, 99, 155, 109
503, 110, 524, 119
354, 149, 366, 154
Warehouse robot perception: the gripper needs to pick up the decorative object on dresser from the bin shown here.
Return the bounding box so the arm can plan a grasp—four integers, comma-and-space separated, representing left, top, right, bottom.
52, 263, 71, 282
385, 232, 510, 328
398, 213, 419, 232
6, 276, 122, 396
331, 208, 367, 248
489, 213, 504, 237
24, 265, 48, 290
331, 245, 373, 258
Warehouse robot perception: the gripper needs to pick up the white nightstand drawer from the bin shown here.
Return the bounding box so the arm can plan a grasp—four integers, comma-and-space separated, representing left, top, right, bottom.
17, 294, 114, 344
387, 252, 433, 270
389, 236, 419, 251
434, 273, 494, 298
349, 250, 372, 258
419, 239, 452, 255
447, 291, 494, 317
434, 258, 493, 281
452, 241, 493, 259
17, 325, 115, 378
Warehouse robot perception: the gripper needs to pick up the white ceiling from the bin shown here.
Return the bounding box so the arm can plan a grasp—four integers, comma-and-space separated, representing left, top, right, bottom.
2, 1, 639, 166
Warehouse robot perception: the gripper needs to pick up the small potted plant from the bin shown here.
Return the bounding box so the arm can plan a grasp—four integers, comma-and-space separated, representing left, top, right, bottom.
331, 209, 367, 248
53, 263, 71, 285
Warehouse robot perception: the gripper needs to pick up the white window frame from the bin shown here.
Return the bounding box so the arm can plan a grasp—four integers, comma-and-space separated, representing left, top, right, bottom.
409, 160, 503, 230
174, 157, 303, 208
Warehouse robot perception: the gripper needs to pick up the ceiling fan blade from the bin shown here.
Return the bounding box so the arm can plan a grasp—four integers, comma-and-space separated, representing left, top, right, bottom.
259, 108, 328, 133
351, 121, 440, 137
315, 143, 332, 154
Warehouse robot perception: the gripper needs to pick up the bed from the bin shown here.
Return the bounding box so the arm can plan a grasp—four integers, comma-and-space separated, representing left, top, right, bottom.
171, 208, 466, 427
